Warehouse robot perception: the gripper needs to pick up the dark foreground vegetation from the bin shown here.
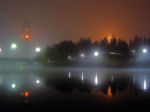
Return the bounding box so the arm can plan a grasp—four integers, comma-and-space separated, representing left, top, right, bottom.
36, 35, 150, 67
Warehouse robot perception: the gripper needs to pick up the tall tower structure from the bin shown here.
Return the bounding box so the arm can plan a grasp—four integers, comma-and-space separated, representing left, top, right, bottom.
22, 22, 31, 39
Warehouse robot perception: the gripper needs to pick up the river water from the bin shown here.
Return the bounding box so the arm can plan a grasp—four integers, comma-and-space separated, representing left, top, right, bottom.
0, 67, 149, 111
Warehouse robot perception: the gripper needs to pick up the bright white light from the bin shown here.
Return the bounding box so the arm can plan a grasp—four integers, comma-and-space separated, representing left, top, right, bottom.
143, 49, 147, 54
95, 74, 98, 85
81, 53, 85, 58
11, 43, 17, 49
144, 80, 147, 90
12, 84, 16, 88
36, 80, 40, 84
35, 47, 41, 53
0, 48, 2, 53
81, 72, 84, 81
94, 51, 99, 57
68, 72, 71, 78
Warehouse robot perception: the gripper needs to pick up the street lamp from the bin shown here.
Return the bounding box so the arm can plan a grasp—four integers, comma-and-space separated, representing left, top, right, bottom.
142, 48, 147, 54
35, 47, 41, 53
94, 51, 99, 57
81, 53, 85, 58
36, 80, 40, 84
11, 43, 17, 49
11, 83, 16, 88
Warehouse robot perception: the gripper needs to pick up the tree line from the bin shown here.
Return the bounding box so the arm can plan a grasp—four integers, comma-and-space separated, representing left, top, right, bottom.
36, 35, 150, 66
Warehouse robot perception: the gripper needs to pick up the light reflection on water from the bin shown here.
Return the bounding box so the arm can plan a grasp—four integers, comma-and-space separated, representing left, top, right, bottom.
1, 70, 150, 94
1, 68, 150, 110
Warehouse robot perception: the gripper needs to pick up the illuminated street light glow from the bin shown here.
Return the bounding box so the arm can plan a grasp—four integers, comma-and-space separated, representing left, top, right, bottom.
25, 34, 30, 39
94, 51, 99, 57
108, 36, 111, 44
81, 53, 85, 58
36, 80, 40, 84
12, 83, 16, 88
11, 43, 17, 49
35, 47, 41, 53
142, 48, 147, 54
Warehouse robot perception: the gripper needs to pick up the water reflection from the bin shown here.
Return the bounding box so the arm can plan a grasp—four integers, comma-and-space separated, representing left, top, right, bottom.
68, 72, 71, 78
81, 72, 84, 82
95, 73, 98, 86
1, 69, 150, 107
107, 86, 112, 97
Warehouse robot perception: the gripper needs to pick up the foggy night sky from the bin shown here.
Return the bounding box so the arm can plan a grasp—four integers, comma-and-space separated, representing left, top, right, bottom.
0, 0, 150, 48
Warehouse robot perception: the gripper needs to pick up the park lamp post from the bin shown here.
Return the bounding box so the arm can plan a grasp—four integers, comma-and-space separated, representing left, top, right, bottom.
35, 47, 41, 53
80, 53, 85, 58
11, 43, 17, 50
94, 51, 99, 57
142, 48, 147, 54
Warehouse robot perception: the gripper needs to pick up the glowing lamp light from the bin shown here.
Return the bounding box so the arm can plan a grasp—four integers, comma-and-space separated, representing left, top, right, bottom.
142, 48, 147, 54
81, 53, 85, 58
35, 47, 41, 53
11, 43, 17, 49
12, 83, 16, 88
36, 80, 40, 84
25, 34, 30, 39
94, 51, 99, 57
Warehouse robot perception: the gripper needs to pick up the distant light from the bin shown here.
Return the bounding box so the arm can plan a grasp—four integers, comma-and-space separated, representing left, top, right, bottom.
35, 47, 41, 53
81, 72, 84, 81
94, 51, 99, 57
81, 53, 85, 58
25, 34, 30, 39
11, 43, 17, 49
68, 72, 71, 78
12, 83, 16, 88
95, 74, 98, 85
142, 48, 147, 54
36, 80, 40, 84
0, 48, 2, 53
144, 80, 147, 90
108, 36, 111, 44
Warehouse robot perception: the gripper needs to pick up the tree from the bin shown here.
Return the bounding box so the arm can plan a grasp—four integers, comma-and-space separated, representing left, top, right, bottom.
118, 39, 129, 55
109, 35, 117, 52
100, 37, 108, 51
76, 37, 92, 54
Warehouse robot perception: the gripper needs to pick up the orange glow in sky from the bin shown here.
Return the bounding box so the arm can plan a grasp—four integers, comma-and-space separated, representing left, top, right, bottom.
108, 35, 111, 44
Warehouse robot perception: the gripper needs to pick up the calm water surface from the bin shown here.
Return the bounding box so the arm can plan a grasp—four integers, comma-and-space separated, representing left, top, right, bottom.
0, 68, 150, 111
